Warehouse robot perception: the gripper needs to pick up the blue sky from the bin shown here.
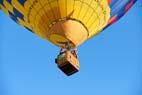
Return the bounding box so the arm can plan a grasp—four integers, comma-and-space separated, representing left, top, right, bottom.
0, 1, 142, 95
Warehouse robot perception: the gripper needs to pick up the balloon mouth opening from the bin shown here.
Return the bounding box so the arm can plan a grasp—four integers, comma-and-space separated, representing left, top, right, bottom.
49, 33, 76, 48
56, 40, 76, 48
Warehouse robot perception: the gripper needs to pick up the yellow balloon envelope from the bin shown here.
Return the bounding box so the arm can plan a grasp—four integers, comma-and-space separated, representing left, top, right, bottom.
0, 0, 110, 48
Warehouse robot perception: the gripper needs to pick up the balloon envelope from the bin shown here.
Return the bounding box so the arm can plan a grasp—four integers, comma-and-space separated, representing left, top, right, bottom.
0, 0, 137, 48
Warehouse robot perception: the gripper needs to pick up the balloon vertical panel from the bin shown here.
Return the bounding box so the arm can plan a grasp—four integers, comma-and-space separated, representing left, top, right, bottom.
49, 0, 61, 20
66, 0, 74, 18
58, 0, 66, 18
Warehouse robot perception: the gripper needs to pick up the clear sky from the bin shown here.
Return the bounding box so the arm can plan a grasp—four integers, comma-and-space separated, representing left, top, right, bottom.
0, 1, 142, 95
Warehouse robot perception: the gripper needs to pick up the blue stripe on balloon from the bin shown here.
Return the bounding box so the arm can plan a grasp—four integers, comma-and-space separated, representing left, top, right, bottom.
110, 0, 129, 17
0, 0, 4, 6
7, 0, 12, 4
13, 7, 24, 20
0, 0, 3, 4
105, 0, 137, 28
8, 11, 18, 23
19, 0, 27, 6
25, 27, 33, 33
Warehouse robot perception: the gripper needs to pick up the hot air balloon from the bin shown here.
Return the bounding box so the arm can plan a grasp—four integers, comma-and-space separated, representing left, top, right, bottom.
0, 0, 137, 76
